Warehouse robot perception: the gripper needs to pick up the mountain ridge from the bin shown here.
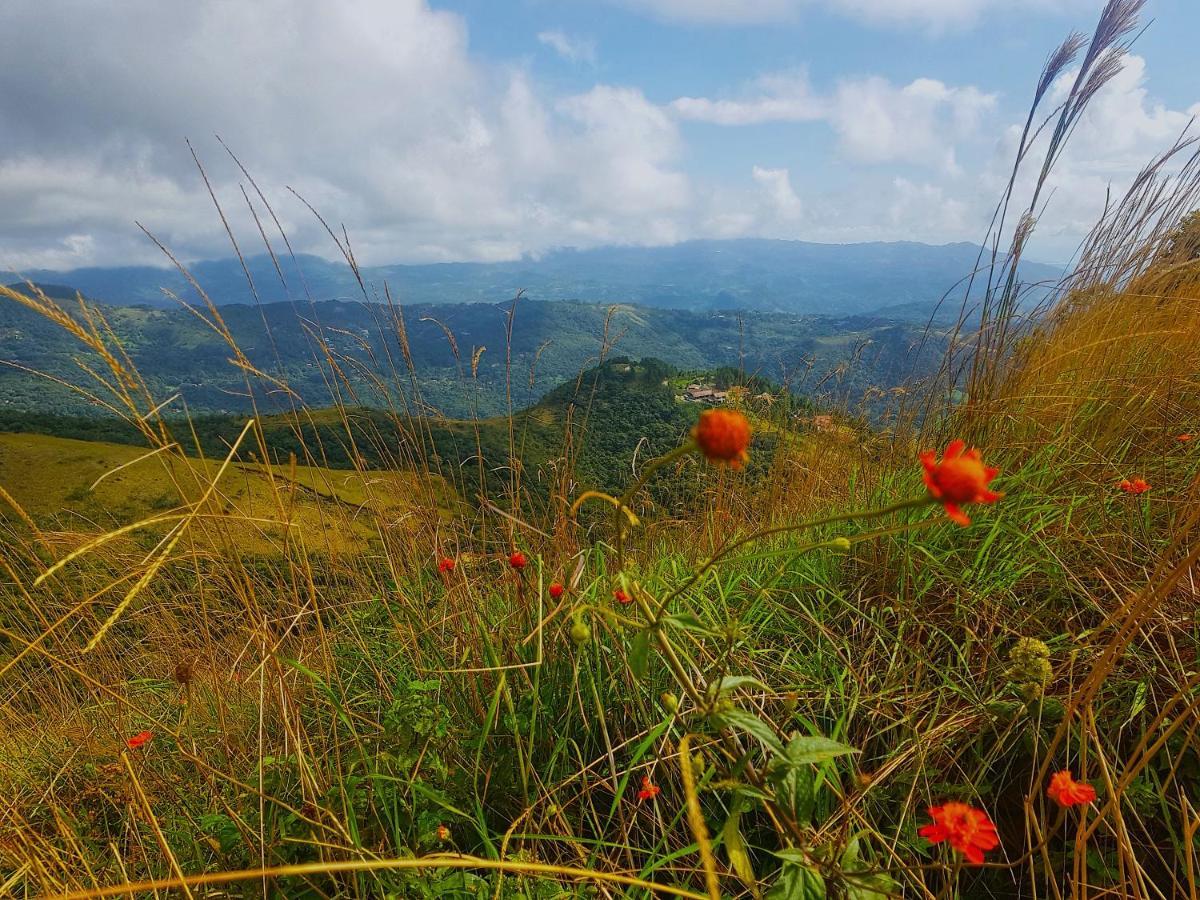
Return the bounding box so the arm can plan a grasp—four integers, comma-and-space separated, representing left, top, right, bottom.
11, 238, 1063, 318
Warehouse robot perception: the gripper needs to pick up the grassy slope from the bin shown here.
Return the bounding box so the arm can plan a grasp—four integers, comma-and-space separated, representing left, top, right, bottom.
0, 431, 459, 554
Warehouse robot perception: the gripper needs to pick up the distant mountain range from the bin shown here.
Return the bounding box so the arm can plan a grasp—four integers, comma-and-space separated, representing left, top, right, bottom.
11, 239, 1063, 320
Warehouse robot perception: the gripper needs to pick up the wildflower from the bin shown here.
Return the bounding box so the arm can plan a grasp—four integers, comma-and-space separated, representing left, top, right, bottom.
918, 802, 999, 865
830, 536, 852, 552
437, 557, 455, 574
920, 440, 1001, 526
1047, 770, 1096, 808
1118, 478, 1150, 494
637, 776, 661, 801
436, 824, 451, 842
692, 408, 751, 469
126, 730, 153, 750
1179, 434, 1193, 442
570, 620, 591, 646
508, 551, 527, 570
660, 691, 679, 713
613, 588, 632, 605
549, 582, 565, 599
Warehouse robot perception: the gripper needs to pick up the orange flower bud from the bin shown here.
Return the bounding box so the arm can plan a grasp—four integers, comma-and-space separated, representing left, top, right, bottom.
692, 408, 751, 469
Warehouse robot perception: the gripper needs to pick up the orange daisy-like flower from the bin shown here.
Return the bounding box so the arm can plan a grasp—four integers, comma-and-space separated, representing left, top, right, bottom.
437, 557, 455, 574
508, 551, 527, 570
1047, 770, 1096, 808
126, 730, 154, 750
918, 802, 1000, 865
692, 408, 751, 469
637, 776, 661, 801
549, 582, 565, 599
436, 824, 451, 842
613, 588, 632, 605
1118, 478, 1150, 494
920, 440, 1002, 526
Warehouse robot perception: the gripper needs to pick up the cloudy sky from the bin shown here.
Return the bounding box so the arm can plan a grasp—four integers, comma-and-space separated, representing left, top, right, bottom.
1, 0, 1197, 271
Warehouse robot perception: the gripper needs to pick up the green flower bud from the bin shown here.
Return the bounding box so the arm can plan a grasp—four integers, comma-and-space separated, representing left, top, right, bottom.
660, 691, 679, 713
830, 537, 852, 552
570, 621, 591, 646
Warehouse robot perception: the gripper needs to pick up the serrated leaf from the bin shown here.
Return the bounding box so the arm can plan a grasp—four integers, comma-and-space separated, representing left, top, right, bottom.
715, 708, 785, 756
773, 766, 815, 826
782, 734, 857, 766
629, 629, 651, 680
715, 675, 770, 696
766, 863, 826, 900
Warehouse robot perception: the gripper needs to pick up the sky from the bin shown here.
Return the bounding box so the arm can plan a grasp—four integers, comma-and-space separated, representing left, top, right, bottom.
0, 0, 1197, 272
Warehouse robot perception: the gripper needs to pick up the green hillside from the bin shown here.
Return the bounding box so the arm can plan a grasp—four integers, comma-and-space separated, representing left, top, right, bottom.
0, 290, 944, 419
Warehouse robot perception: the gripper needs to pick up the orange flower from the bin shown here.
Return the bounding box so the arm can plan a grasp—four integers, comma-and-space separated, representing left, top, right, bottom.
1178, 434, 1193, 442
637, 776, 661, 801
692, 408, 751, 469
549, 582, 565, 599
1047, 770, 1096, 807
920, 440, 1002, 526
1118, 478, 1150, 494
126, 730, 153, 750
613, 588, 632, 605
918, 802, 999, 865
437, 557, 455, 574
436, 824, 451, 841
508, 551, 527, 570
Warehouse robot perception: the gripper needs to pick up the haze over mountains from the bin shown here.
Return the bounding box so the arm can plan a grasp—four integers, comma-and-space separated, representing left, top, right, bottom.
14, 238, 1063, 319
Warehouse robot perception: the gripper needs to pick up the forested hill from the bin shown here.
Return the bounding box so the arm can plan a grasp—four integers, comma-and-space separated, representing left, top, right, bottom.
0, 294, 946, 419
15, 238, 1062, 317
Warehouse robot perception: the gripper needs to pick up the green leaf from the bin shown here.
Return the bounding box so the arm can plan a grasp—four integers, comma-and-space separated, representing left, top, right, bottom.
766, 862, 826, 900
629, 629, 651, 680
715, 675, 769, 696
663, 612, 716, 635
714, 708, 785, 756
844, 873, 897, 900
773, 766, 815, 826
781, 734, 857, 767
722, 800, 761, 899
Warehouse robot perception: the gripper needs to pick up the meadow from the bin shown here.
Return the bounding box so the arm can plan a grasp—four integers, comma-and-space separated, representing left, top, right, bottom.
2, 3, 1200, 897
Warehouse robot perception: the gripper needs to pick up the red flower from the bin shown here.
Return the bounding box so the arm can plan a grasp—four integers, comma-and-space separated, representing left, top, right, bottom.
613, 588, 632, 605
637, 776, 661, 801
692, 408, 751, 469
508, 551, 527, 570
1047, 770, 1096, 807
1118, 478, 1150, 494
437, 557, 455, 574
918, 802, 999, 865
549, 582, 565, 599
920, 440, 1002, 526
436, 824, 451, 842
1178, 434, 1193, 442
126, 730, 154, 750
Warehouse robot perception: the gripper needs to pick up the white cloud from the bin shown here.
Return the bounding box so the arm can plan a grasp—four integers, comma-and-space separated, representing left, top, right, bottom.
0, 0, 695, 270
828, 77, 995, 170
537, 29, 597, 64
672, 72, 825, 125
671, 72, 995, 172
752, 166, 803, 220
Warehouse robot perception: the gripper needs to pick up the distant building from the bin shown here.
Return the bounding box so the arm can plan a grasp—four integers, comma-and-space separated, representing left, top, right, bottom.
811, 414, 835, 432
682, 383, 728, 404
